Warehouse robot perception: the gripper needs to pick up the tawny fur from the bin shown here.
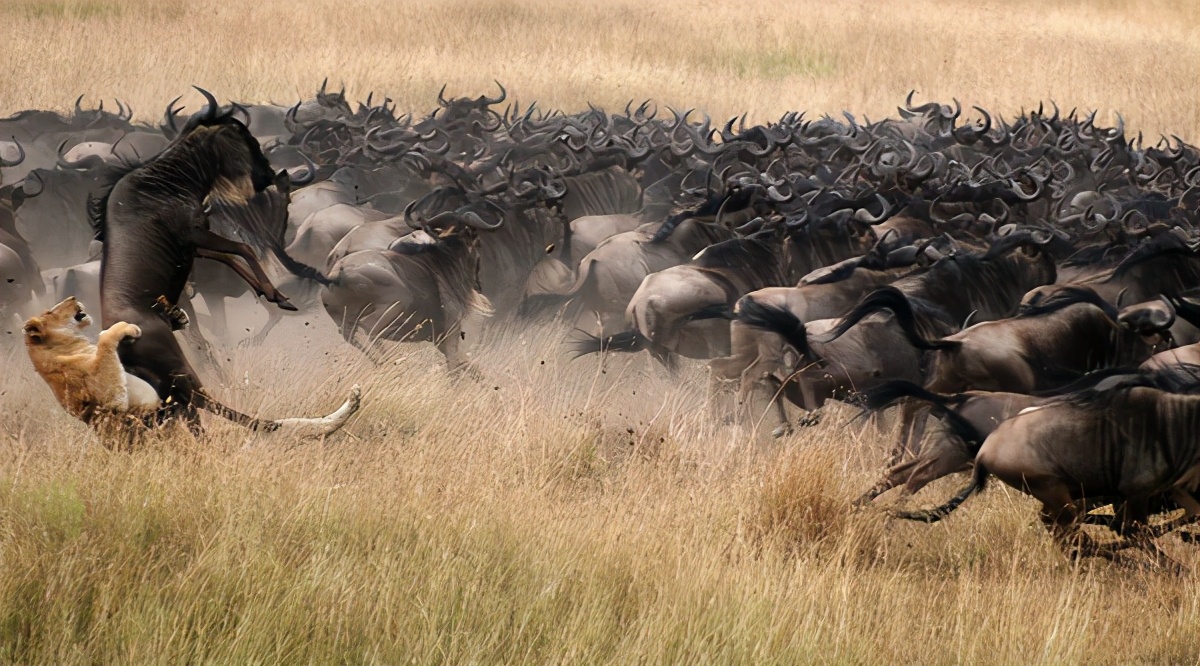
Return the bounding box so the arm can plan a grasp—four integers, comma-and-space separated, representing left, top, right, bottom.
23, 296, 160, 423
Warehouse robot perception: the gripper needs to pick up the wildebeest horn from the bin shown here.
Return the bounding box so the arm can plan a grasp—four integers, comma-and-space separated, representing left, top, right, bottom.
1119, 296, 1176, 334
1009, 175, 1042, 201
1155, 295, 1178, 328
767, 183, 793, 203
163, 95, 184, 137
437, 84, 450, 108
1107, 112, 1125, 141
287, 152, 318, 186
193, 86, 219, 121
0, 136, 25, 167
403, 199, 421, 228
74, 95, 84, 115
854, 194, 891, 224
319, 78, 328, 95
482, 80, 507, 106
941, 98, 962, 124
902, 90, 940, 117
55, 138, 94, 169
459, 209, 503, 230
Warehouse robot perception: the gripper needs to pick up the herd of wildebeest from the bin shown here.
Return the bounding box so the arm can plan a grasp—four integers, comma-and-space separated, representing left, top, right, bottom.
3, 82, 1200, 568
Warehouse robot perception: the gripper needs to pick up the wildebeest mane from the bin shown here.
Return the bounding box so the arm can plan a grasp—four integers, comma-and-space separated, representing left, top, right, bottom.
651, 185, 754, 243
86, 162, 138, 242
1016, 285, 1118, 320
1053, 364, 1200, 409
1060, 241, 1132, 270
1110, 233, 1197, 280
559, 167, 643, 219
205, 171, 331, 285
906, 241, 1051, 322
692, 237, 777, 271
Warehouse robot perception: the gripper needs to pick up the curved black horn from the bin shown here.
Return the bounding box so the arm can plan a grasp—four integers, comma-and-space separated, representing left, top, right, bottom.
55, 138, 96, 169
288, 151, 318, 186
161, 95, 184, 137
459, 209, 504, 230
483, 80, 507, 106
193, 86, 219, 121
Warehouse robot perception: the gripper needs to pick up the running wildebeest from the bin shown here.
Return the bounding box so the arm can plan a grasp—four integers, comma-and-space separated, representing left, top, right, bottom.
94, 88, 359, 434
894, 373, 1200, 570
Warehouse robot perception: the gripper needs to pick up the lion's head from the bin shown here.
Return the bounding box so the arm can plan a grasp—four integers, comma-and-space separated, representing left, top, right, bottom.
23, 296, 92, 346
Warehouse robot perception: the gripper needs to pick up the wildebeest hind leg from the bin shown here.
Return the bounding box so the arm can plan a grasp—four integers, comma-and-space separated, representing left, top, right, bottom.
196, 247, 296, 312
192, 231, 296, 311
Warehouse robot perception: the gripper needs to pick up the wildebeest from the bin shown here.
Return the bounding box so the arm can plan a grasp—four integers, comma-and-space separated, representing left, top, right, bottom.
569, 232, 792, 364
896, 375, 1200, 569
856, 380, 1040, 505
95, 88, 358, 434
531, 185, 759, 336
724, 234, 1056, 434
0, 187, 44, 318
319, 211, 496, 371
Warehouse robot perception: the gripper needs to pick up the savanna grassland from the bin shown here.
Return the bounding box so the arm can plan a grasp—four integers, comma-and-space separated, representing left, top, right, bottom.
3, 0, 1200, 663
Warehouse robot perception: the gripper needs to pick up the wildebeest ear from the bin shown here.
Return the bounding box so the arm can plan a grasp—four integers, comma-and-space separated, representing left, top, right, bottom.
22, 318, 43, 343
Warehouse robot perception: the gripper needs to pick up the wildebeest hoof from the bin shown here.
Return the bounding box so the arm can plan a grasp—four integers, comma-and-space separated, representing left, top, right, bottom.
771, 424, 794, 439
276, 299, 299, 312
798, 411, 823, 427
151, 295, 190, 331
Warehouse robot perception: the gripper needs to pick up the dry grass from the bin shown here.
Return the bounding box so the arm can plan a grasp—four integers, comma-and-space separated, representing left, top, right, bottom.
4, 1, 1200, 662
2, 312, 1200, 663
1, 0, 1199, 140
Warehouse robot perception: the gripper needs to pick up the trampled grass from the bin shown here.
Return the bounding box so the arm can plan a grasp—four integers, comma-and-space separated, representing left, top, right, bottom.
3, 0, 1200, 662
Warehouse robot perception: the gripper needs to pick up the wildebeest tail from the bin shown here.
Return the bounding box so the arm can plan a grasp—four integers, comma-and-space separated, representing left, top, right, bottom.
891, 462, 988, 523
736, 296, 818, 362
685, 303, 735, 321
823, 286, 959, 350
568, 329, 647, 358
865, 380, 983, 450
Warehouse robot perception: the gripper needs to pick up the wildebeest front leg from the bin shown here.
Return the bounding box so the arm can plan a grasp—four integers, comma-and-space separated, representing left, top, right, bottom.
191, 231, 297, 311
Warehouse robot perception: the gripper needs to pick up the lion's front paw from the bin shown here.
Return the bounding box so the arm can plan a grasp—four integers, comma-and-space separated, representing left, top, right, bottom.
120, 323, 142, 340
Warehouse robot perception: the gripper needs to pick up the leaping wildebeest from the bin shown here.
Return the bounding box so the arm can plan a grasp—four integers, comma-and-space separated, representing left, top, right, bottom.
94, 88, 359, 435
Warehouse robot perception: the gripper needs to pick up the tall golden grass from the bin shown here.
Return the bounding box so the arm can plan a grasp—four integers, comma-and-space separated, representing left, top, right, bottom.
1, 0, 1199, 140
3, 0, 1200, 662
2, 314, 1200, 662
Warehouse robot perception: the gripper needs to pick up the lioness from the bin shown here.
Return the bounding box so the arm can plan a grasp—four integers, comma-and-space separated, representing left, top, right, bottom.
23, 296, 161, 423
